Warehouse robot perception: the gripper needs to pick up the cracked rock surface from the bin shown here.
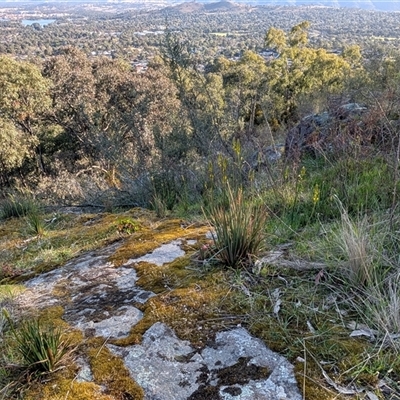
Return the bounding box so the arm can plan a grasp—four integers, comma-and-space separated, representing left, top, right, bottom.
15, 238, 302, 399
109, 322, 302, 400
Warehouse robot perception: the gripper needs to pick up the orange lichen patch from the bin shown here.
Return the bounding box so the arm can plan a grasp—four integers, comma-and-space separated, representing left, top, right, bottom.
133, 255, 195, 293
36, 306, 84, 346
24, 375, 115, 400
86, 337, 144, 400
112, 272, 234, 348
109, 219, 210, 266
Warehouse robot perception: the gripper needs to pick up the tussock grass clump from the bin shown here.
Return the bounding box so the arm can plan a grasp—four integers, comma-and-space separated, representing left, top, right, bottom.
0, 195, 39, 220
1, 312, 75, 399
335, 206, 374, 286
151, 193, 167, 218
7, 316, 73, 375
362, 274, 400, 338
206, 185, 267, 269
25, 211, 47, 237
320, 201, 400, 344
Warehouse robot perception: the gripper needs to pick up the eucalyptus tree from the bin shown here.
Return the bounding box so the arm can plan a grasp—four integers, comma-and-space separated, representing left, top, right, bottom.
0, 55, 51, 181
264, 21, 356, 125
161, 32, 229, 157
42, 47, 182, 183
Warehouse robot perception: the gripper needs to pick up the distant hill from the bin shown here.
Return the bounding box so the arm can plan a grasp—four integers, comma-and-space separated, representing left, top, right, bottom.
201, 0, 399, 11
167, 1, 205, 13
204, 0, 246, 11
166, 0, 247, 13
0, 0, 398, 12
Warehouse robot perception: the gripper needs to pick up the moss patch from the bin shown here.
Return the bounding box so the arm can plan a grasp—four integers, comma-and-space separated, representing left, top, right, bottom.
294, 360, 345, 400
24, 374, 115, 400
0, 209, 145, 279
113, 277, 233, 348
87, 338, 144, 400
109, 219, 210, 266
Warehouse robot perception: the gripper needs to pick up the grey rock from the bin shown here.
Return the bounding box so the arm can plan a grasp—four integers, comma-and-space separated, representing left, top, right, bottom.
125, 240, 185, 267
285, 103, 367, 159
16, 239, 302, 400
108, 322, 302, 400
251, 144, 285, 169
75, 357, 94, 383
16, 242, 154, 336
76, 305, 143, 339
109, 322, 201, 400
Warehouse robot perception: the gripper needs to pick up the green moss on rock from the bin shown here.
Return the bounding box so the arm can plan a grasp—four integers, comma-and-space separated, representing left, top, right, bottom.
87, 338, 144, 399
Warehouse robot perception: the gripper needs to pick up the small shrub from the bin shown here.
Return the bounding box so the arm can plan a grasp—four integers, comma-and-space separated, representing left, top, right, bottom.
206, 185, 267, 269
115, 217, 140, 235
150, 170, 179, 211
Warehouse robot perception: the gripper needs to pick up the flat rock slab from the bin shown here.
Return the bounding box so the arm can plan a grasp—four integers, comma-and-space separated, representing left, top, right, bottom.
108, 322, 302, 400
16, 242, 154, 339
124, 240, 185, 267
15, 238, 302, 399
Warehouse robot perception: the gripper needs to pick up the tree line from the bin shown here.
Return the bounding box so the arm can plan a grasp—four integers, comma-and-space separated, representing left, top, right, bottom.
1, 22, 399, 207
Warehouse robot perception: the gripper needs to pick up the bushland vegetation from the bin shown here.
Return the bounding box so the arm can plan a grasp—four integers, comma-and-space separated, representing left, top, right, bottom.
1, 19, 400, 399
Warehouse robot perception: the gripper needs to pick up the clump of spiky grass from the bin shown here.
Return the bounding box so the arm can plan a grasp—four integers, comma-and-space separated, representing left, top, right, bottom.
368, 274, 400, 336
205, 185, 267, 269
25, 211, 45, 237
338, 210, 373, 286
326, 198, 376, 286
5, 314, 72, 375
0, 195, 39, 220
151, 194, 167, 218
25, 210, 47, 237
347, 270, 400, 349
322, 201, 400, 344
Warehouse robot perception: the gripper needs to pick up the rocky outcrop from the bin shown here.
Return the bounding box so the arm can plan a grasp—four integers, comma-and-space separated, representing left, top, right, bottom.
15, 236, 303, 399
109, 322, 302, 400
285, 103, 367, 159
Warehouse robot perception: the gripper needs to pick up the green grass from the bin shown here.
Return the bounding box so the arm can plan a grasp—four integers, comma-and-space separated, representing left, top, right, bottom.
0, 212, 134, 277
0, 195, 40, 220
25, 211, 47, 237
9, 317, 72, 374
205, 184, 267, 269
0, 147, 398, 399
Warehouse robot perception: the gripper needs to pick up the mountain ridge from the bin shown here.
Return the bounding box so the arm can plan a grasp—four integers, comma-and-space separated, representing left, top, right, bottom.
184, 0, 399, 12
0, 0, 398, 12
